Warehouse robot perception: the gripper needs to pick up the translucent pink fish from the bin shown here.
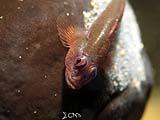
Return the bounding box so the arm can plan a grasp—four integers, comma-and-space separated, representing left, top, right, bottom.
57, 0, 125, 89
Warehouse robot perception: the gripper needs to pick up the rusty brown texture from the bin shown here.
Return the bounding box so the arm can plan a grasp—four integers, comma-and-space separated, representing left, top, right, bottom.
0, 0, 79, 119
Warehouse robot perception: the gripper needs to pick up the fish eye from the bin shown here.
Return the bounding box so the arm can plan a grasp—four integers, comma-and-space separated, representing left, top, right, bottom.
76, 58, 81, 64
90, 68, 97, 78
74, 57, 87, 69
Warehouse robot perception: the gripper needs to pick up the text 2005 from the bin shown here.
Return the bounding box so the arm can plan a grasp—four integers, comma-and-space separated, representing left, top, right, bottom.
62, 112, 82, 119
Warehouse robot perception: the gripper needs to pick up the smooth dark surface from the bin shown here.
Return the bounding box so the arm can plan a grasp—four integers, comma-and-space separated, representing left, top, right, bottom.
0, 0, 66, 119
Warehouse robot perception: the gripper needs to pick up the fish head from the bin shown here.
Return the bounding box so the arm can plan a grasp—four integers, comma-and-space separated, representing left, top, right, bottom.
65, 51, 98, 90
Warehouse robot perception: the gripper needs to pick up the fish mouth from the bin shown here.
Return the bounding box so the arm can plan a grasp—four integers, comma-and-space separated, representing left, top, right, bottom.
66, 76, 82, 90
65, 72, 82, 90
65, 73, 93, 90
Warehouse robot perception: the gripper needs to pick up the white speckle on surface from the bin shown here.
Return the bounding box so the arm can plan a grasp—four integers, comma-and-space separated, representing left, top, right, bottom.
54, 93, 57, 97
33, 110, 37, 114
0, 16, 3, 20
113, 81, 118, 87
18, 0, 23, 2
66, 13, 70, 16
116, 18, 119, 22
64, 1, 69, 5
18, 56, 22, 59
17, 90, 21, 93
119, 49, 126, 56
17, 6, 21, 10
25, 47, 29, 50
44, 75, 47, 79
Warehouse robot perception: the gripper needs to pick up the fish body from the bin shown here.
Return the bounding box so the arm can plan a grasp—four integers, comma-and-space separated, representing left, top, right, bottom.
57, 0, 125, 89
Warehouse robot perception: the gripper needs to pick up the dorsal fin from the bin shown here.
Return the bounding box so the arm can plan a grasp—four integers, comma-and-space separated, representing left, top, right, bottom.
57, 12, 86, 48
57, 12, 77, 48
